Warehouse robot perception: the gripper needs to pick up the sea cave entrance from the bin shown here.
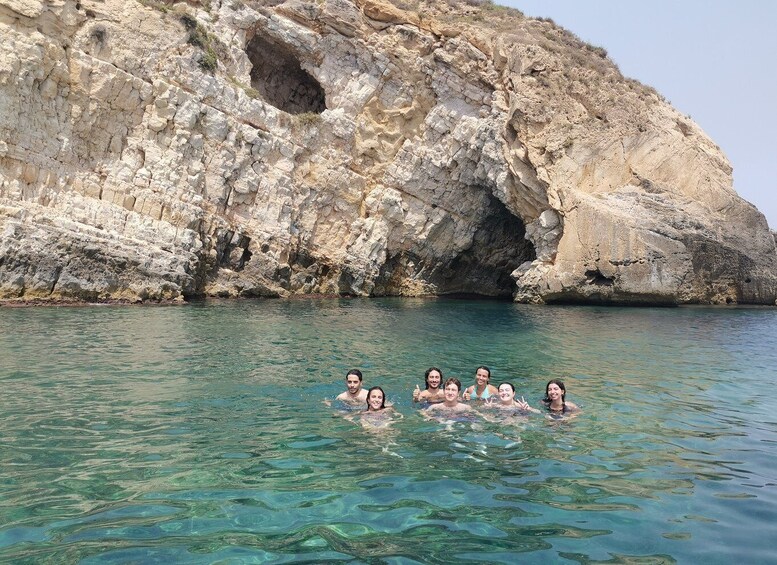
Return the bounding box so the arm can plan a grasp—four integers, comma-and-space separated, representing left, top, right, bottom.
438, 196, 535, 297
375, 195, 536, 298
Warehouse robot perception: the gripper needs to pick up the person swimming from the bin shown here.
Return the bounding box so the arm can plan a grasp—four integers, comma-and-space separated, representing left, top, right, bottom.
355, 386, 402, 430
333, 369, 369, 406
490, 382, 540, 414
365, 385, 389, 412
541, 379, 580, 416
412, 367, 446, 404
462, 366, 498, 401
425, 378, 475, 418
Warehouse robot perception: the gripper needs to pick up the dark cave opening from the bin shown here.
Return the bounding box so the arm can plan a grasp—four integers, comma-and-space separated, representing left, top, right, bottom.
246, 34, 326, 115
584, 269, 614, 286
437, 196, 536, 297
214, 229, 252, 273
375, 196, 536, 298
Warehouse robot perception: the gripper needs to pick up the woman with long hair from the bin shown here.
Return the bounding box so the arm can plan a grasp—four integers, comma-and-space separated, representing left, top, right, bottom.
542, 379, 580, 416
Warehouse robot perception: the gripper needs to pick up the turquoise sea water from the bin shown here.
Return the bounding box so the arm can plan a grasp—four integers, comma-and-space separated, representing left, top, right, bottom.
1, 299, 776, 564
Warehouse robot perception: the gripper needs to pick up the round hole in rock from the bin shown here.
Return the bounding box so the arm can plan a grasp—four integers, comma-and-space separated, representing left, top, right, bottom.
246, 34, 326, 115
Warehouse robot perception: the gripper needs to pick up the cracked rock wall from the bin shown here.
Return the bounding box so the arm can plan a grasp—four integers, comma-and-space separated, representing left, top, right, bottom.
1, 0, 775, 305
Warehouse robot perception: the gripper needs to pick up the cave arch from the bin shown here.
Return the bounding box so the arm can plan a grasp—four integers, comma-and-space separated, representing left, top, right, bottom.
246, 34, 326, 115
436, 195, 536, 297
374, 195, 536, 298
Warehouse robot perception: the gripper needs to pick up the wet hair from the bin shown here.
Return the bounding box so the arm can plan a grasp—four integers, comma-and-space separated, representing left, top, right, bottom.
543, 379, 566, 404
497, 382, 515, 394
366, 386, 386, 410
424, 367, 443, 389
443, 377, 461, 392
476, 365, 491, 381
346, 369, 363, 382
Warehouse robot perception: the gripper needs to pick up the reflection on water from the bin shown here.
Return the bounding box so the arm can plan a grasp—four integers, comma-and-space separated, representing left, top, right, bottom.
1, 299, 776, 563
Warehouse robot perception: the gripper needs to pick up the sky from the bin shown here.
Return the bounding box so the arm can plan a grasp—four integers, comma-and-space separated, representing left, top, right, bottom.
500, 0, 777, 229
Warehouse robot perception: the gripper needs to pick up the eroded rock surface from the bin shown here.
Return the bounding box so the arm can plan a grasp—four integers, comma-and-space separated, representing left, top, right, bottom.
1, 0, 775, 304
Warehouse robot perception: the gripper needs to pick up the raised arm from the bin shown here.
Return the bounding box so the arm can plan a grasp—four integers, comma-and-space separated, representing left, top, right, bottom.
516, 396, 541, 414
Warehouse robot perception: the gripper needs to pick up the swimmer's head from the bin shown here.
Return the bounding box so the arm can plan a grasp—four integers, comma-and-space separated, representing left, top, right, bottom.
475, 366, 491, 385
366, 386, 386, 411
443, 378, 461, 402
345, 369, 363, 394
424, 367, 443, 390
497, 382, 515, 403
444, 377, 461, 394
544, 379, 566, 403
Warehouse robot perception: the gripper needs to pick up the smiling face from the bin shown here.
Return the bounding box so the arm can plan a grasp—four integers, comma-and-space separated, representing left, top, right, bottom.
346, 374, 362, 395
444, 381, 459, 403
546, 382, 565, 403
498, 383, 515, 404
475, 368, 490, 387
426, 370, 442, 390
367, 388, 385, 411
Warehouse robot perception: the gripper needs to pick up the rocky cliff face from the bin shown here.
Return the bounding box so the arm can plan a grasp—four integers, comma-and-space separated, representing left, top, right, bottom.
1, 0, 775, 304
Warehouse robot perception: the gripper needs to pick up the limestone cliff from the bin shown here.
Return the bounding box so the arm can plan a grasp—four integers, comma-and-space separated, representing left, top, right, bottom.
1, 0, 775, 305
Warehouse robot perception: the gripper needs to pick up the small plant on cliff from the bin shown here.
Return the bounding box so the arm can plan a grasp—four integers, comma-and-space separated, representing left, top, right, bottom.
294, 112, 322, 127
180, 13, 198, 31
587, 44, 608, 59
199, 47, 218, 72
180, 14, 219, 73
392, 0, 419, 10
138, 0, 170, 12
480, 0, 518, 13
228, 76, 260, 99
185, 22, 209, 49
439, 0, 524, 31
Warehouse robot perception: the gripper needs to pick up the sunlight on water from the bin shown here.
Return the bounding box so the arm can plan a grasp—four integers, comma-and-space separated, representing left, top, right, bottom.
1, 299, 776, 563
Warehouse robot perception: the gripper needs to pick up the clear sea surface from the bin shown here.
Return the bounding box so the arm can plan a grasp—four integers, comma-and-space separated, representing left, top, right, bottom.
1, 298, 776, 564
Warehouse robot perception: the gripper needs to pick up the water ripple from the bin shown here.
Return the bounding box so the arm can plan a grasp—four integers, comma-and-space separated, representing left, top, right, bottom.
1, 301, 776, 562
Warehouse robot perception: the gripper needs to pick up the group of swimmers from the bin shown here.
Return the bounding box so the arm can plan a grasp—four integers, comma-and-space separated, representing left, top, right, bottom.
332, 366, 580, 421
